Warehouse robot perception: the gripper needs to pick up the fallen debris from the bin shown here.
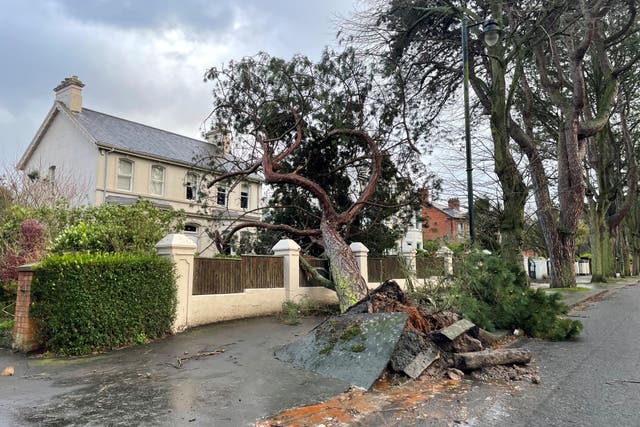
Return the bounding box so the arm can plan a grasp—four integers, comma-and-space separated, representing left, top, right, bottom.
168, 349, 225, 369
454, 349, 532, 370
276, 280, 535, 389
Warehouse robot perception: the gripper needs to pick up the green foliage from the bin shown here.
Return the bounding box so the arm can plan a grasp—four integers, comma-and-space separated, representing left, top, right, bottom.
51, 200, 184, 254
205, 49, 434, 256
451, 252, 583, 340
0, 318, 13, 348
31, 253, 176, 355
279, 298, 340, 325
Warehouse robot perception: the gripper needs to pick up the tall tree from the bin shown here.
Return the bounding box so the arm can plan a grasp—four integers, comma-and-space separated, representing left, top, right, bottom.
343, 0, 528, 271
199, 49, 427, 311
510, 0, 639, 286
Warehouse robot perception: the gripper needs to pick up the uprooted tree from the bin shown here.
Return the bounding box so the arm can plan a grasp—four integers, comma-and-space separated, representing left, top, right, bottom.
199, 49, 428, 312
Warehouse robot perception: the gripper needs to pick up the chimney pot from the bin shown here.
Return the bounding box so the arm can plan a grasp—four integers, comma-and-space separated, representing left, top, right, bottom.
448, 198, 460, 210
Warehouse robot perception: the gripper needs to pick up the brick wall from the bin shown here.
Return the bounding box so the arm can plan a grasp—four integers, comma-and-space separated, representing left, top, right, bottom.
422, 205, 467, 242
12, 264, 39, 352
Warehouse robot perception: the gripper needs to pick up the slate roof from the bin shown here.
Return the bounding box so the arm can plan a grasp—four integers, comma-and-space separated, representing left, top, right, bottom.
428, 203, 466, 219
75, 107, 215, 166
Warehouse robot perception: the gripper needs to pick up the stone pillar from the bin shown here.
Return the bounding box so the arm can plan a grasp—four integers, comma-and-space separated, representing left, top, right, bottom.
13, 264, 39, 352
272, 239, 301, 300
401, 248, 417, 275
349, 242, 369, 284
436, 246, 454, 276
156, 234, 197, 333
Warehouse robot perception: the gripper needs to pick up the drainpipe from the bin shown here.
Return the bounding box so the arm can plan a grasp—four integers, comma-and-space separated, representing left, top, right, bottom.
100, 146, 114, 204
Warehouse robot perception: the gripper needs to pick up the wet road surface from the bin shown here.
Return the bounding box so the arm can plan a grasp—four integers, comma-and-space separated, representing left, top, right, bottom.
458, 281, 640, 426
0, 317, 348, 426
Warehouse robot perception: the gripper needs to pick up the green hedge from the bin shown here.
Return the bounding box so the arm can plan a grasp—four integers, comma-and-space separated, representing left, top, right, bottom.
31, 253, 176, 355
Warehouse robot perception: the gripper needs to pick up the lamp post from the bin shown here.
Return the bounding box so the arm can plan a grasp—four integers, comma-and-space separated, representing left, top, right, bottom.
461, 17, 501, 244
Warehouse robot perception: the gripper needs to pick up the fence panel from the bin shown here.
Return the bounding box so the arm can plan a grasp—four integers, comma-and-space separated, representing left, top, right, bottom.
368, 258, 383, 282
193, 258, 243, 295
381, 256, 405, 280
242, 255, 284, 289
453, 255, 465, 276
299, 257, 330, 287
368, 257, 406, 282
416, 257, 445, 278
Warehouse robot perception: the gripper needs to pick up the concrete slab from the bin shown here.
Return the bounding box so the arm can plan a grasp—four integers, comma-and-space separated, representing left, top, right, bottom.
275, 312, 409, 390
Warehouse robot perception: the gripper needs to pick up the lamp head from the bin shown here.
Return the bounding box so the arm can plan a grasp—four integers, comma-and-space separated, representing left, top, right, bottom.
482, 18, 501, 47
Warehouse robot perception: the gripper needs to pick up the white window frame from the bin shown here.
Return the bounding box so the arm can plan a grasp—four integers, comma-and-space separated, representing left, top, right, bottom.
150, 165, 165, 196
117, 159, 134, 192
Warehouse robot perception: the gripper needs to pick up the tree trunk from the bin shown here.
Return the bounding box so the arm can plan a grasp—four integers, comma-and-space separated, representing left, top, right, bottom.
320, 218, 369, 312
589, 206, 614, 282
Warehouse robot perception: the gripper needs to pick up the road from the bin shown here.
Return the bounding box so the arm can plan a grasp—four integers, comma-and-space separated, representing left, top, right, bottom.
460, 281, 640, 427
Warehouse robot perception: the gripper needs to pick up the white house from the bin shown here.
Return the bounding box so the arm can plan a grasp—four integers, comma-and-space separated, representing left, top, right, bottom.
18, 76, 262, 255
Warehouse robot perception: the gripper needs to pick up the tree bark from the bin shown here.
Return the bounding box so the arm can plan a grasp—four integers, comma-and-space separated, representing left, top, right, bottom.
320, 218, 369, 312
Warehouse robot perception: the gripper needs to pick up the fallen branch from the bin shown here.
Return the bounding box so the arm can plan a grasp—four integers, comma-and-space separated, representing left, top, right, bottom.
168, 349, 225, 369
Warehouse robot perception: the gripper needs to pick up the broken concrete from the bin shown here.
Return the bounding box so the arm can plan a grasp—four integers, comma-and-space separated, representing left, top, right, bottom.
438, 319, 477, 341
390, 331, 440, 379
275, 312, 409, 389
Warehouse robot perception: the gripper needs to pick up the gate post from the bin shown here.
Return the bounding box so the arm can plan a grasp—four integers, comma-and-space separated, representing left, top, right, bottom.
13, 264, 39, 352
349, 242, 369, 284
273, 239, 301, 301
436, 246, 454, 276
156, 234, 197, 333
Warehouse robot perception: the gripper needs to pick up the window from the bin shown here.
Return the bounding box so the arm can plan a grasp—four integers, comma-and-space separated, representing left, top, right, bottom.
184, 224, 198, 233
117, 159, 133, 191
217, 187, 227, 206
48, 165, 56, 183
240, 185, 249, 209
150, 165, 165, 195
185, 173, 198, 200
457, 222, 464, 236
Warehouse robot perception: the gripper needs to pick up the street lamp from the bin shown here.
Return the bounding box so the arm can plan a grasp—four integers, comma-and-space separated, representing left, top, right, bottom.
461, 17, 501, 244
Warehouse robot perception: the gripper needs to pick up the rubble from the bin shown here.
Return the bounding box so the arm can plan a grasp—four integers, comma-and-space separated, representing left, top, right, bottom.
276, 280, 534, 389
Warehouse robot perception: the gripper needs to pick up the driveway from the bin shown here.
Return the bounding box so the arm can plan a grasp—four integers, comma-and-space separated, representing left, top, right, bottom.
0, 316, 348, 426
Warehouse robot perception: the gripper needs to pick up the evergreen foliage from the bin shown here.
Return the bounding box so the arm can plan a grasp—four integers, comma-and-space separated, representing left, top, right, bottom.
451, 252, 583, 340
31, 253, 176, 355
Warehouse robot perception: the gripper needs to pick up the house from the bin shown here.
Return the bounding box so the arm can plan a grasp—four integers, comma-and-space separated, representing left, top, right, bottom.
18, 76, 262, 255
422, 197, 468, 242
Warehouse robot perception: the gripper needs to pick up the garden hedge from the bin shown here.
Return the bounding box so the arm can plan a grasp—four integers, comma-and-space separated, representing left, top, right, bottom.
31, 252, 176, 355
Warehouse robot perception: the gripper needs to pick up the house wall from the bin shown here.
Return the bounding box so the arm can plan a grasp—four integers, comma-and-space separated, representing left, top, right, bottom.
96, 151, 262, 255
422, 205, 467, 242
21, 111, 98, 205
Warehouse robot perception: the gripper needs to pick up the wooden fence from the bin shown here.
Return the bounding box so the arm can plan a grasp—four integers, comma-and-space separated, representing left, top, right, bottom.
299, 257, 330, 287
416, 257, 445, 277
193, 255, 284, 295
367, 257, 407, 283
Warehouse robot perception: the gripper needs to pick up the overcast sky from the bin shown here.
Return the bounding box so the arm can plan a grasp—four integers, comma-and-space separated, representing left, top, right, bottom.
0, 0, 360, 166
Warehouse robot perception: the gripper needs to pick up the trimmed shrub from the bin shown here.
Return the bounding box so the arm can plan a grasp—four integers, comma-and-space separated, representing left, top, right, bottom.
451, 252, 583, 340
31, 253, 176, 355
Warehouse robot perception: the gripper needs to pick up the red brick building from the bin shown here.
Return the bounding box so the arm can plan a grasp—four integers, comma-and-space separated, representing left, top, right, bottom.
422, 198, 468, 242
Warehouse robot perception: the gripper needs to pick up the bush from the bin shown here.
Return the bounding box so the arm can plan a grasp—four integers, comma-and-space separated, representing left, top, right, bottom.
51, 200, 184, 254
0, 318, 14, 348
31, 253, 176, 355
451, 252, 583, 340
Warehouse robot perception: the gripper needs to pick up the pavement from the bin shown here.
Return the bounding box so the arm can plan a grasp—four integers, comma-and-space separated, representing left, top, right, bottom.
0, 275, 637, 426
531, 275, 632, 308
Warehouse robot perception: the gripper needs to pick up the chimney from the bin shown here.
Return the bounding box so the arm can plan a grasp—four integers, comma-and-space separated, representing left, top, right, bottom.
448, 198, 460, 210
54, 76, 84, 113
204, 127, 231, 155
